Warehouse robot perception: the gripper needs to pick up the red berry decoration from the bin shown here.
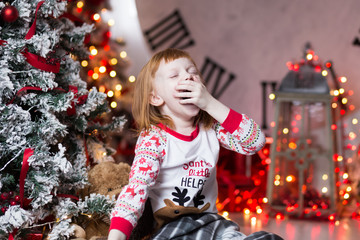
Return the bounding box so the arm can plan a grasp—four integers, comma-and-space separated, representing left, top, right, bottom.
1, 5, 19, 23
14, 195, 20, 202
1, 192, 9, 200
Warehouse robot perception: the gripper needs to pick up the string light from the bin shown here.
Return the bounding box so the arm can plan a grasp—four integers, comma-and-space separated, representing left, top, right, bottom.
92, 73, 99, 80
282, 128, 289, 134
108, 19, 115, 26
107, 90, 114, 97
120, 51, 127, 58
306, 53, 313, 61
110, 70, 116, 77
129, 75, 136, 82
93, 13, 101, 22
81, 60, 88, 67
77, 1, 84, 8
110, 101, 117, 108
109, 58, 118, 65
99, 66, 106, 73
339, 77, 347, 83
115, 84, 122, 91
269, 93, 275, 100
322, 70, 328, 76
90, 48, 98, 56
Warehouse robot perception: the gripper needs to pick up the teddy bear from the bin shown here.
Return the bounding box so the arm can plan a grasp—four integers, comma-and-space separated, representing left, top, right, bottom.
73, 161, 131, 240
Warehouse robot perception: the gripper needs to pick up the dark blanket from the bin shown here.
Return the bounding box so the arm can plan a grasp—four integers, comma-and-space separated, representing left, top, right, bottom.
150, 213, 284, 240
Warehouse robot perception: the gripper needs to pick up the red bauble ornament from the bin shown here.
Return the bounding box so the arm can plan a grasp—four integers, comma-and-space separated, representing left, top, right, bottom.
1, 5, 19, 23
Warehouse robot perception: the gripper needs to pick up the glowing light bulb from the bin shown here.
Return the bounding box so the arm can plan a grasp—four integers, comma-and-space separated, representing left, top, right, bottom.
81, 60, 88, 67
349, 132, 356, 140
269, 93, 275, 100
129, 75, 136, 82
110, 101, 117, 108
110, 70, 116, 77
244, 208, 250, 215
339, 88, 345, 94
322, 174, 328, 180
93, 13, 101, 21
108, 19, 115, 26
340, 77, 347, 83
342, 98, 348, 104
77, 1, 84, 8
343, 173, 349, 179
90, 48, 98, 56
352, 118, 358, 125
109, 58, 118, 65
263, 197, 268, 203
333, 90, 339, 96
222, 211, 229, 218
256, 208, 263, 214
107, 90, 114, 97
332, 103, 337, 109
344, 193, 350, 199
120, 51, 127, 58
322, 70, 328, 76
282, 128, 289, 134
306, 53, 313, 60
337, 156, 343, 162
115, 84, 122, 91
322, 187, 328, 193
286, 175, 295, 182
99, 66, 106, 73
92, 73, 99, 80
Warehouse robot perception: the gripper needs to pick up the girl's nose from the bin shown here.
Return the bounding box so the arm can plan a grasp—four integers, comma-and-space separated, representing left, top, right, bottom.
186, 75, 194, 81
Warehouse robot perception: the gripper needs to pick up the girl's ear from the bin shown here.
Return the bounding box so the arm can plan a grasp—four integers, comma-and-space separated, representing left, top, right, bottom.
149, 90, 164, 106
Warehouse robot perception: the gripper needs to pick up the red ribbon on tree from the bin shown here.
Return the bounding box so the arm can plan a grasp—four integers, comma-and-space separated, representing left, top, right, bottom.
20, 148, 34, 207
25, 1, 45, 40
24, 1, 60, 73
67, 85, 88, 116
21, 50, 61, 73
8, 85, 88, 116
0, 40, 7, 45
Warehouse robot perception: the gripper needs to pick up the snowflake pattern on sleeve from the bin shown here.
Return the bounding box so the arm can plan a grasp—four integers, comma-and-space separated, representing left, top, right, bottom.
214, 114, 265, 155
111, 126, 166, 226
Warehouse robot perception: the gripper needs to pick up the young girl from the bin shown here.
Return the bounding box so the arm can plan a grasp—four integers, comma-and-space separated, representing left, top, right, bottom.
108, 49, 283, 240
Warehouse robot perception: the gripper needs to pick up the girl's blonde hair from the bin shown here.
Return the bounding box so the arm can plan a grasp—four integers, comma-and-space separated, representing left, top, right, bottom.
132, 48, 214, 132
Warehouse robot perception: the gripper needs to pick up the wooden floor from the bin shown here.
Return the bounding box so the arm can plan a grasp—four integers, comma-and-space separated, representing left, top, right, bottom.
229, 212, 360, 240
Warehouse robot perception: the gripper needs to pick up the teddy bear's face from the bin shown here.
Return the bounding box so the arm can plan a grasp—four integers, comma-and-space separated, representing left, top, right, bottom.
85, 161, 131, 198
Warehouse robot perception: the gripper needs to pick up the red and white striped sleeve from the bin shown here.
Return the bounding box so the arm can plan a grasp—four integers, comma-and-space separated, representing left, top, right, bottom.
214, 109, 265, 155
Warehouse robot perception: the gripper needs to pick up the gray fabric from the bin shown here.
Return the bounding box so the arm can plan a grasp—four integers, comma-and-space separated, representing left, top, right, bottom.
150, 213, 283, 240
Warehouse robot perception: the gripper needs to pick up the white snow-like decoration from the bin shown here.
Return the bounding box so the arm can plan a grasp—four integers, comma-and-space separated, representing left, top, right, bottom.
0, 205, 34, 233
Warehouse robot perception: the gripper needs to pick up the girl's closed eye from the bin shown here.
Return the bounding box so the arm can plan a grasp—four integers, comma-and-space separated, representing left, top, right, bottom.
169, 73, 178, 78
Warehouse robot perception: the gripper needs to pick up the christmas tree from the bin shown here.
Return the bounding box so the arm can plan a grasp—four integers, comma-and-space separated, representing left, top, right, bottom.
66, 0, 136, 164
0, 1, 125, 239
